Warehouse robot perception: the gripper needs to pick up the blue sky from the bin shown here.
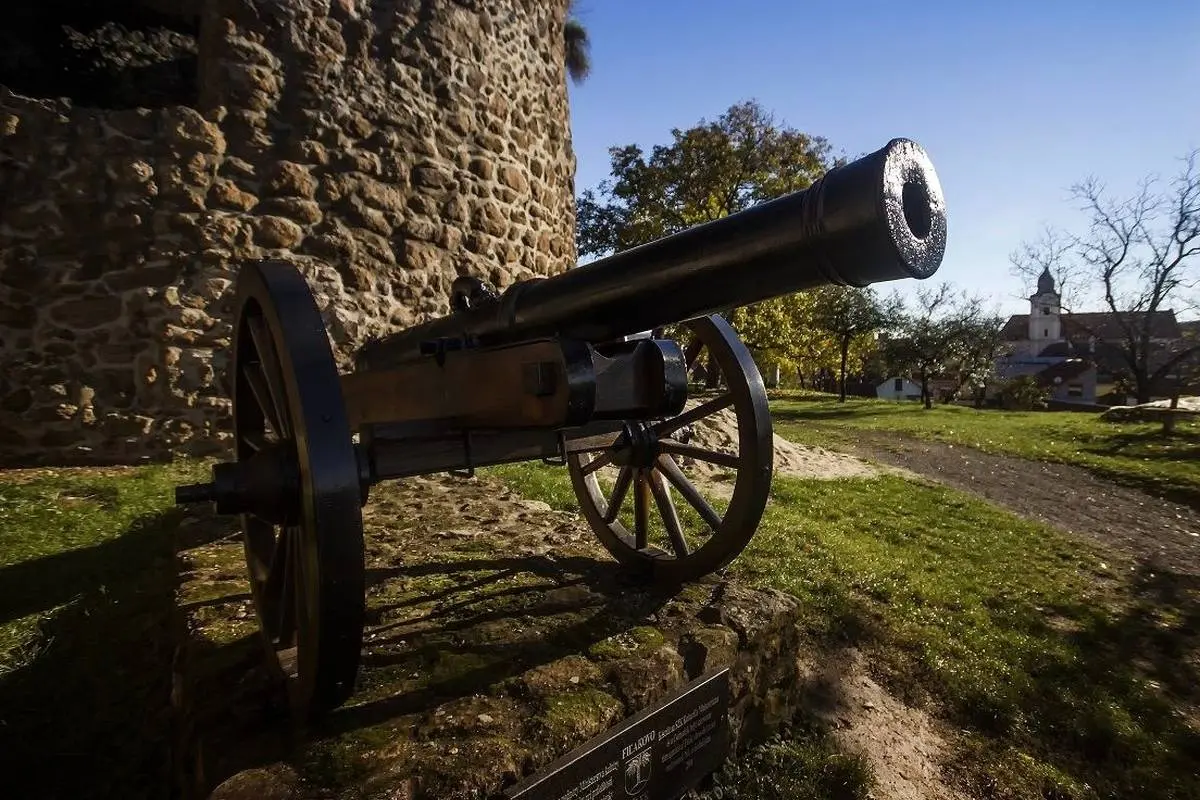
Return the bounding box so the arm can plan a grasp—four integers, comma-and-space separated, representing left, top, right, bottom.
564, 0, 1200, 319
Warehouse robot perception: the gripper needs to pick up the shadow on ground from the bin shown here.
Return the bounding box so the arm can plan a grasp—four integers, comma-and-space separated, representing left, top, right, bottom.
321, 554, 676, 735
928, 562, 1200, 799
0, 507, 227, 800
180, 527, 688, 796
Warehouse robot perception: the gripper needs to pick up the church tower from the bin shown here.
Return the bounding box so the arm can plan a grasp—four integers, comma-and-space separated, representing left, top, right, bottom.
1029, 267, 1062, 344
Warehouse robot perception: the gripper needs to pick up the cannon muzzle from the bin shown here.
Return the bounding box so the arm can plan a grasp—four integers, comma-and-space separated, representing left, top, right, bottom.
359, 137, 946, 367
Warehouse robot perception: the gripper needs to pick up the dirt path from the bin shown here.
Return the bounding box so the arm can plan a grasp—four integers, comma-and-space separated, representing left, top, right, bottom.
832, 430, 1200, 576
806, 648, 967, 800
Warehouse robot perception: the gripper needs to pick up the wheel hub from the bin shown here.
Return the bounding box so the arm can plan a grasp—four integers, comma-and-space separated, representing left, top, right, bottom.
175, 445, 301, 525
610, 422, 660, 468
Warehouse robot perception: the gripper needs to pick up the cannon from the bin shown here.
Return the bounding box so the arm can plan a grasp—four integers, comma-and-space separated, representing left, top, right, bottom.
174, 138, 947, 720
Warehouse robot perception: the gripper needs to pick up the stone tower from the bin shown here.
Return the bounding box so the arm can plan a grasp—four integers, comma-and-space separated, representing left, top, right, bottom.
0, 0, 577, 466
1028, 267, 1062, 344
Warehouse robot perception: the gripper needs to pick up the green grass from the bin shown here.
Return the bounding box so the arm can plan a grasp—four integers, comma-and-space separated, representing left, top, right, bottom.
4, 449, 1197, 800
770, 394, 1200, 507
698, 724, 873, 800
0, 461, 208, 800
489, 462, 1200, 800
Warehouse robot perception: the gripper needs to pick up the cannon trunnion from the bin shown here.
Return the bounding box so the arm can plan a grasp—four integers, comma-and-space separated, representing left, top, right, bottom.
174, 139, 947, 721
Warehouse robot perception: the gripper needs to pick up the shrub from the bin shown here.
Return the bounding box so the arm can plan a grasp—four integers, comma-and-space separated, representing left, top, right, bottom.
997, 375, 1050, 410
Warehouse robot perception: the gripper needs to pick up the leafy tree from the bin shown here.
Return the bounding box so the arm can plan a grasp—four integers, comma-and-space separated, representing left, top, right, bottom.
565, 2, 591, 85
577, 100, 835, 258
879, 284, 963, 409
575, 99, 838, 360
725, 292, 847, 390
944, 297, 1009, 407
810, 286, 900, 402
1010, 148, 1200, 403
881, 287, 1006, 408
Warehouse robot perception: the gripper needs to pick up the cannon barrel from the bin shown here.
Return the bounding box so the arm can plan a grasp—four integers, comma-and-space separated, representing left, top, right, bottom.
358, 137, 946, 368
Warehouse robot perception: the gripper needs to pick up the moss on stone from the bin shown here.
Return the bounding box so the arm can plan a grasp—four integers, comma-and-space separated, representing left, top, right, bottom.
541, 687, 625, 742
179, 578, 246, 605
677, 582, 718, 604
679, 624, 740, 677
189, 609, 259, 646
428, 649, 497, 684
300, 723, 407, 792
587, 625, 666, 661
511, 654, 604, 699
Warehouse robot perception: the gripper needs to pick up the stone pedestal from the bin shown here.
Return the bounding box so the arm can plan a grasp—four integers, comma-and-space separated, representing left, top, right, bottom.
171, 474, 814, 800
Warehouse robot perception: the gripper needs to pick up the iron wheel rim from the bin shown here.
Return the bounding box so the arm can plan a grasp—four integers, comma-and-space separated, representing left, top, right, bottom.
231, 259, 366, 720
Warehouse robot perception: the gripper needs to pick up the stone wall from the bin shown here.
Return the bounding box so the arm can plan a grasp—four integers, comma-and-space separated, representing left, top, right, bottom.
0, 0, 576, 465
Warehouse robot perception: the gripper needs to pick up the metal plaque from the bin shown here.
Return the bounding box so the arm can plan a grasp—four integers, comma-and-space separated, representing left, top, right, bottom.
505, 668, 731, 800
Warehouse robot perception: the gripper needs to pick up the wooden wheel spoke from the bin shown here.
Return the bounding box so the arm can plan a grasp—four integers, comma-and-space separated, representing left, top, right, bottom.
648, 470, 689, 557
566, 315, 770, 588
243, 360, 285, 437
240, 428, 270, 453
604, 466, 634, 523
245, 520, 275, 581
262, 527, 288, 597
633, 469, 650, 550
246, 315, 292, 438
658, 438, 740, 469
653, 393, 734, 438
656, 454, 724, 532
277, 528, 298, 646
582, 448, 618, 476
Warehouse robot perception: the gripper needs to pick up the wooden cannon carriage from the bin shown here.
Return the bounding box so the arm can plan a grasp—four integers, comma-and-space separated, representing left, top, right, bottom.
174, 138, 948, 720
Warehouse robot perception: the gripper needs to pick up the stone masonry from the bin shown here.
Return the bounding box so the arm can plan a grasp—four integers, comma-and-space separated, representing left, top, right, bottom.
0, 0, 577, 465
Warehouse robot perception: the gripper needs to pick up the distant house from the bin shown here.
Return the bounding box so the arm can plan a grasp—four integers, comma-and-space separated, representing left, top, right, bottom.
876, 376, 921, 401
995, 269, 1186, 403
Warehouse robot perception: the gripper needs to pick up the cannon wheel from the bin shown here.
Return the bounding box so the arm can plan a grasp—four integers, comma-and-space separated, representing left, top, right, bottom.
231, 259, 366, 721
566, 314, 773, 584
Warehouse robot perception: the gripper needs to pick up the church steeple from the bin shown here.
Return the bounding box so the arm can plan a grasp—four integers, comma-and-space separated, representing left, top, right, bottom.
1036, 267, 1056, 295
1029, 267, 1062, 342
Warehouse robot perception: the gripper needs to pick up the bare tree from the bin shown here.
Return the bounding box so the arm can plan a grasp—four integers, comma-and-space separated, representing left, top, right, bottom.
1011, 148, 1200, 403
1009, 225, 1082, 310
947, 297, 1009, 407
880, 283, 959, 409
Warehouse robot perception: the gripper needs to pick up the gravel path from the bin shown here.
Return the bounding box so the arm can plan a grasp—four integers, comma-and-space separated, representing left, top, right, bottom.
833, 431, 1200, 576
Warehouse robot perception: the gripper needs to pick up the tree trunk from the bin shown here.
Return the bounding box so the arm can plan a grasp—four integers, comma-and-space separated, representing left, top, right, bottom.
921, 369, 932, 409
1134, 370, 1152, 405
838, 336, 850, 403
1163, 392, 1179, 435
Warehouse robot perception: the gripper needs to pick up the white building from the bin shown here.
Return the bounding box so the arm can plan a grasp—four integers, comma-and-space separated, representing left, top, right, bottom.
876, 376, 921, 401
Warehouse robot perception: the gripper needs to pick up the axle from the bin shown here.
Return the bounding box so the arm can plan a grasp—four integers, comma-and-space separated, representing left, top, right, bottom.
175, 332, 691, 507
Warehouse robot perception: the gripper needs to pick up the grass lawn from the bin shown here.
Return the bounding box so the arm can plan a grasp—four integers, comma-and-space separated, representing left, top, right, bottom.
769, 392, 1200, 508
491, 462, 1200, 800
3, 455, 1197, 800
